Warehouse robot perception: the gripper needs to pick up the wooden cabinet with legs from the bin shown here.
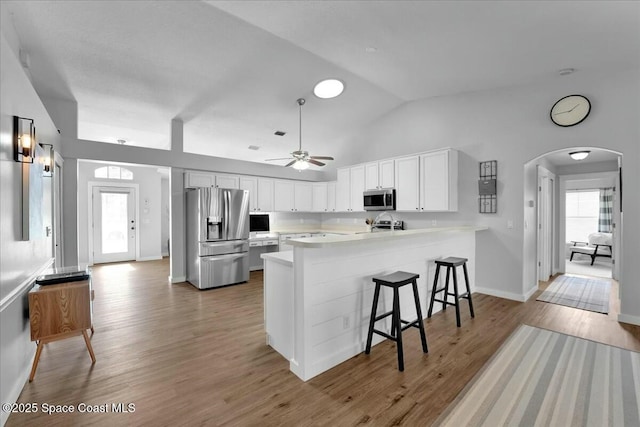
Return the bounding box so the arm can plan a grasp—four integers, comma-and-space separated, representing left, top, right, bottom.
28, 278, 95, 381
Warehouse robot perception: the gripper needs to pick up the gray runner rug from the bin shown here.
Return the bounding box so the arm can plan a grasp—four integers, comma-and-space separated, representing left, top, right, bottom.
435, 325, 640, 427
536, 275, 610, 314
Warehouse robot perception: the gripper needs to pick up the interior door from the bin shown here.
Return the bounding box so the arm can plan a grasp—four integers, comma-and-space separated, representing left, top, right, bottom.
537, 167, 555, 282
92, 187, 136, 264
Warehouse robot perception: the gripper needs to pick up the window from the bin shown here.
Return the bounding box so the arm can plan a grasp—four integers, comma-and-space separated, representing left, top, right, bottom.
565, 190, 599, 242
94, 166, 133, 180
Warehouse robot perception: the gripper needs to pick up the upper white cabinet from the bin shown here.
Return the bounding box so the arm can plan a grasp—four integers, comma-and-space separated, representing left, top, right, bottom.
274, 180, 295, 212
327, 182, 336, 212
239, 176, 258, 211
257, 178, 274, 212
294, 182, 313, 212
336, 166, 365, 212
311, 182, 328, 212
365, 159, 395, 190
185, 171, 240, 189
394, 149, 458, 212
240, 176, 275, 212
420, 149, 458, 211
394, 156, 421, 211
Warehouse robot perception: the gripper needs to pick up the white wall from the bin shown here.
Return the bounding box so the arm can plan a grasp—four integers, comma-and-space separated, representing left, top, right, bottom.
160, 176, 169, 256
335, 68, 640, 320
77, 161, 163, 265
0, 30, 60, 426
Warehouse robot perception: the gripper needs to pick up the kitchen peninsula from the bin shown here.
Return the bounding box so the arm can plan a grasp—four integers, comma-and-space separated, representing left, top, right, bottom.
261, 226, 487, 381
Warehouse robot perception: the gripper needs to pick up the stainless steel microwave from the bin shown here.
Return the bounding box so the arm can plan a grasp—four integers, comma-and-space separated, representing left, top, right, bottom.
363, 188, 396, 211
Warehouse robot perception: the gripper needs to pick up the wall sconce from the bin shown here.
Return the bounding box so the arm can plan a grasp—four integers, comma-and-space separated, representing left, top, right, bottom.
40, 143, 54, 177
14, 116, 36, 163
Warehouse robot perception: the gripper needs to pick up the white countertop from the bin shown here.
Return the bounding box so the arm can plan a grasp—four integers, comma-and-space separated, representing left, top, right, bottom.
285, 226, 488, 248
261, 251, 293, 266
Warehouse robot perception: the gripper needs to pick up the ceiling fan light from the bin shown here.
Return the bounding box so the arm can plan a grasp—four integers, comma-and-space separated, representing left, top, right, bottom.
292, 160, 310, 170
313, 79, 344, 99
569, 150, 590, 160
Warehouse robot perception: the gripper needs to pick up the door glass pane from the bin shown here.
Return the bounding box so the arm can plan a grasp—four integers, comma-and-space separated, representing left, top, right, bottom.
101, 192, 128, 254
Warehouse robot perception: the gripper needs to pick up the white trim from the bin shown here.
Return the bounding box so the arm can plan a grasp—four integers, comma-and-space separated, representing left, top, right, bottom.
618, 313, 640, 327
0, 258, 54, 312
137, 256, 163, 262
523, 285, 538, 301
87, 181, 140, 265
169, 275, 186, 283
475, 286, 526, 302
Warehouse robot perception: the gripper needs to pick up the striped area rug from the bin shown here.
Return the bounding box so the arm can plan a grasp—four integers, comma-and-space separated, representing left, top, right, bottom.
537, 275, 611, 314
435, 325, 640, 427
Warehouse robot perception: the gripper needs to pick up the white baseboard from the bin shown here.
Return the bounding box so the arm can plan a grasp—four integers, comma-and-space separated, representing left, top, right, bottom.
136, 256, 163, 262
169, 276, 186, 283
475, 286, 526, 302
523, 285, 538, 301
618, 313, 640, 326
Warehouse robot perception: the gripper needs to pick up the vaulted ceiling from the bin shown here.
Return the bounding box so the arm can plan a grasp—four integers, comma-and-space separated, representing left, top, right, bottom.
3, 1, 638, 171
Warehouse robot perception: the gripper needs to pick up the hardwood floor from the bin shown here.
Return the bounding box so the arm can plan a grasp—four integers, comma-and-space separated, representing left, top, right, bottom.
8, 260, 639, 426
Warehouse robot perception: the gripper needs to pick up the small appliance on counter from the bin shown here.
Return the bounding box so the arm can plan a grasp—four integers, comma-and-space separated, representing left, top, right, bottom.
186, 187, 250, 290
372, 219, 404, 231
364, 188, 396, 211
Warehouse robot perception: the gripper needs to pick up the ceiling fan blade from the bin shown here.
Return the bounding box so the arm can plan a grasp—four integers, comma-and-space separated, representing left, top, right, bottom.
284, 160, 297, 167
265, 157, 294, 161
309, 156, 334, 160
308, 159, 326, 167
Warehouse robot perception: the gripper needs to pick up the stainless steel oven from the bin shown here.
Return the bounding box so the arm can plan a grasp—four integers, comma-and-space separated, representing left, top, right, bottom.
363, 188, 396, 211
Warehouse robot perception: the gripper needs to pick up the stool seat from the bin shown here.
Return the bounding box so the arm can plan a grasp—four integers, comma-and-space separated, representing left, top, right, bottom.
428, 257, 474, 327
365, 271, 428, 371
373, 271, 419, 287
435, 257, 468, 267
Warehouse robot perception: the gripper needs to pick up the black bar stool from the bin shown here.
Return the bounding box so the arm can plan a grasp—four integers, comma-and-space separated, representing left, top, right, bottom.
365, 271, 428, 371
427, 257, 475, 327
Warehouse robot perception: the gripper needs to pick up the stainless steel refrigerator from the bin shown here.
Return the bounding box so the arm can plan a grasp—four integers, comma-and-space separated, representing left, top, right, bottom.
186, 187, 250, 289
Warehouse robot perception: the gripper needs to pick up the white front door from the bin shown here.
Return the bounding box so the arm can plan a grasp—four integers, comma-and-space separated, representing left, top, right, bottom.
92, 187, 136, 264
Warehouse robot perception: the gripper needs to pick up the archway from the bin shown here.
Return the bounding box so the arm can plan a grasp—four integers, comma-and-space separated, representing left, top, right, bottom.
522, 147, 622, 296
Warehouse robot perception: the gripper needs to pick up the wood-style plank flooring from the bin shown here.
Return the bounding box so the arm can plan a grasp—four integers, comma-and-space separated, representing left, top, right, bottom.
8, 259, 640, 426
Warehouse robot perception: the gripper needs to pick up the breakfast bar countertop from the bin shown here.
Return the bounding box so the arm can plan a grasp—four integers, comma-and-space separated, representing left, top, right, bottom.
285, 226, 488, 248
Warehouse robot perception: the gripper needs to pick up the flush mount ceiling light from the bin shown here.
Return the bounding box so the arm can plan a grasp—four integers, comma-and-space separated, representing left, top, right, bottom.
313, 79, 344, 99
569, 150, 590, 160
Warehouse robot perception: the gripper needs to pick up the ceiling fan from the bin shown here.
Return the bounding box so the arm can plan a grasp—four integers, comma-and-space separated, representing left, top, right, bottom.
266, 98, 334, 170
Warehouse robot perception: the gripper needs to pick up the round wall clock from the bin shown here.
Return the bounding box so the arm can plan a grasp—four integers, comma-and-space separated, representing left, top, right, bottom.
550, 95, 591, 127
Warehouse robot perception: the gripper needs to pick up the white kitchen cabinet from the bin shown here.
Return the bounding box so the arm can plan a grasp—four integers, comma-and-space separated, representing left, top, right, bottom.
349, 165, 365, 212
294, 182, 313, 212
335, 166, 365, 212
239, 176, 258, 211
240, 176, 275, 212
274, 180, 295, 212
185, 171, 215, 188
365, 159, 395, 190
420, 149, 458, 211
327, 181, 336, 212
394, 156, 420, 211
311, 182, 328, 212
257, 178, 274, 212
184, 171, 239, 189
395, 149, 458, 212
215, 174, 240, 189
335, 168, 350, 212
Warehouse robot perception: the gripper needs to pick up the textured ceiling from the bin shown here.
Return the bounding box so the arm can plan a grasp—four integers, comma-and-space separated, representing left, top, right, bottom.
2, 1, 638, 171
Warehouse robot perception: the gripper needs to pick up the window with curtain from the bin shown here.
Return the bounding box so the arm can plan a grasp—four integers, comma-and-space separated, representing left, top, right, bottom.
598, 187, 614, 232
565, 190, 599, 242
